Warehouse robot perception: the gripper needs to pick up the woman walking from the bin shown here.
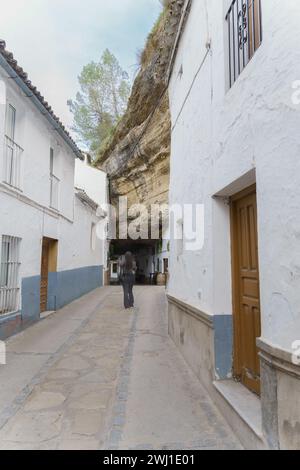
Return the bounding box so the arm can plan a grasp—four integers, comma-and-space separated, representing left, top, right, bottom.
118, 252, 136, 309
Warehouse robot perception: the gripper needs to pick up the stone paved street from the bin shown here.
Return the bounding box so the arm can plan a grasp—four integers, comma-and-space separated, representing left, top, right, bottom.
0, 287, 242, 450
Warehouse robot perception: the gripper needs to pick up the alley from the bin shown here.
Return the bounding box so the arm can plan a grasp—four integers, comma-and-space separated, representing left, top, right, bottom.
0, 287, 241, 450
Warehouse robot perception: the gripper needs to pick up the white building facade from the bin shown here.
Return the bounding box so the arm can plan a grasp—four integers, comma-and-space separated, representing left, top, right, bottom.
0, 42, 105, 339
167, 0, 300, 450
75, 154, 109, 280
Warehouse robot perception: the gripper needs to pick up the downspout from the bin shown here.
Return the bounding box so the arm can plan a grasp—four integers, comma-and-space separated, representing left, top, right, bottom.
0, 54, 83, 160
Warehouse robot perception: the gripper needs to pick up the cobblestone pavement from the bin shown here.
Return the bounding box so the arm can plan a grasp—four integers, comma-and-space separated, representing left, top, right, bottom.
0, 286, 242, 450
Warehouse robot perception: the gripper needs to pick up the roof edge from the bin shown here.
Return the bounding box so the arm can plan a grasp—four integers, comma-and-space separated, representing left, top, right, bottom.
0, 40, 84, 160
75, 187, 99, 212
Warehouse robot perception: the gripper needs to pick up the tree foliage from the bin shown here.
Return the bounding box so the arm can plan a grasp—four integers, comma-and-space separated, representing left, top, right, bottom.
68, 49, 130, 156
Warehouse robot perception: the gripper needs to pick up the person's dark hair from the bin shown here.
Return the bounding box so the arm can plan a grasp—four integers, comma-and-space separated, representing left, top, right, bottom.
124, 251, 133, 271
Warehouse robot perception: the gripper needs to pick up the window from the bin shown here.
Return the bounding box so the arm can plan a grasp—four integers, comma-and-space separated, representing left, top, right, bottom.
226, 0, 262, 88
4, 104, 23, 189
49, 148, 59, 210
0, 236, 21, 315
50, 147, 54, 174
91, 223, 96, 250
6, 104, 16, 140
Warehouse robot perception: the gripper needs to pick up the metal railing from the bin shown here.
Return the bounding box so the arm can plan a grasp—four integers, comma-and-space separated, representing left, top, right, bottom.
50, 174, 60, 210
226, 0, 262, 88
0, 236, 21, 315
4, 136, 24, 190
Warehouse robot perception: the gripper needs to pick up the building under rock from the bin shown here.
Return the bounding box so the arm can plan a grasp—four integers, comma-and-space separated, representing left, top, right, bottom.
96, 0, 185, 283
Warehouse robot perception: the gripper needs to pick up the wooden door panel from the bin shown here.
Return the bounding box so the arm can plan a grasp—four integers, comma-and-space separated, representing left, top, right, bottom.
242, 277, 259, 299
232, 187, 261, 395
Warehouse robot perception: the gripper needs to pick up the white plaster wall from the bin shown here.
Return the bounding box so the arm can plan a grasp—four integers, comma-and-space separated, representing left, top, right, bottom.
0, 189, 103, 311
0, 63, 104, 312
57, 196, 103, 272
0, 191, 48, 280
168, 0, 214, 315
75, 157, 108, 271
0, 192, 103, 276
75, 157, 107, 207
168, 0, 300, 349
0, 69, 75, 221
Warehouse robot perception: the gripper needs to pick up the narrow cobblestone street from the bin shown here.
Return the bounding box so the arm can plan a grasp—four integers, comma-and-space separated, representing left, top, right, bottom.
0, 287, 241, 450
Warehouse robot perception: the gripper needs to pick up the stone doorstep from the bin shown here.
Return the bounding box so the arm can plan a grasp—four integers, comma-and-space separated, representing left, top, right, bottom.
213, 379, 267, 450
40, 311, 55, 320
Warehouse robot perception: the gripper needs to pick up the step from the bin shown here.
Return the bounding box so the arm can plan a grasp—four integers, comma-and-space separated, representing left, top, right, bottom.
213, 379, 267, 450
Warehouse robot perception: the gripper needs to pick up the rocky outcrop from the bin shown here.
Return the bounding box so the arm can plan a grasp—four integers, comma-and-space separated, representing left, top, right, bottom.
95, 1, 185, 209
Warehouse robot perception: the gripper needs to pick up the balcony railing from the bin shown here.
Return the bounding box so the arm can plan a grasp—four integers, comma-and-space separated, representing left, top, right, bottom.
50, 174, 60, 210
226, 0, 262, 87
4, 135, 24, 190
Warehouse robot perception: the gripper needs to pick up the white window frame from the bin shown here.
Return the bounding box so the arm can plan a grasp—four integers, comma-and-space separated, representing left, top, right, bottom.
49, 147, 60, 210
6, 104, 16, 140
4, 104, 23, 190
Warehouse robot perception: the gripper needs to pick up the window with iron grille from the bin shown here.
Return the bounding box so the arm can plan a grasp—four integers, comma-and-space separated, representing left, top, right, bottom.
0, 236, 21, 315
226, 0, 262, 88
4, 104, 23, 189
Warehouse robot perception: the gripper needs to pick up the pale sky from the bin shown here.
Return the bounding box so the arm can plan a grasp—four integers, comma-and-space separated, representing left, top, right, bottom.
0, 0, 162, 133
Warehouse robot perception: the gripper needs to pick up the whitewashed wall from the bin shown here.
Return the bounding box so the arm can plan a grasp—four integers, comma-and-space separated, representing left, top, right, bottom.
59, 196, 104, 272
168, 0, 300, 350
0, 69, 75, 221
75, 156, 108, 270
0, 66, 104, 320
75, 157, 107, 207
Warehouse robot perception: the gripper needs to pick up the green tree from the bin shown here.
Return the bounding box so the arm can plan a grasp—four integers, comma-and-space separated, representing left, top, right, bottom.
68, 49, 130, 155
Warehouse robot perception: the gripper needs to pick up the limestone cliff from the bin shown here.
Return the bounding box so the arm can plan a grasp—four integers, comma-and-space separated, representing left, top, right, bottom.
95, 0, 184, 209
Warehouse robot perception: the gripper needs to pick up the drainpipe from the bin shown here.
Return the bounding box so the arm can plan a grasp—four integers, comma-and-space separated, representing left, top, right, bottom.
0, 54, 83, 160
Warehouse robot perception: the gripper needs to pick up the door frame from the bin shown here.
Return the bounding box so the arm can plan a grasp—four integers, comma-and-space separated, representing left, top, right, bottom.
40, 238, 50, 313
40, 237, 58, 313
230, 184, 261, 384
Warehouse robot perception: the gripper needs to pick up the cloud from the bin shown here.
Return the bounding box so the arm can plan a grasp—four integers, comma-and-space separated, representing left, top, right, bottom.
0, 0, 161, 132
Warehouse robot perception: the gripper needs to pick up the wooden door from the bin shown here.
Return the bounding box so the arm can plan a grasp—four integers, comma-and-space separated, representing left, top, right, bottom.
40, 238, 49, 313
231, 186, 261, 395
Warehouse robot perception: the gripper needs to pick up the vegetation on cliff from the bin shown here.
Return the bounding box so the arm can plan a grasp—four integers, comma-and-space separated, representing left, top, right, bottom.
68, 49, 130, 155
95, 0, 184, 208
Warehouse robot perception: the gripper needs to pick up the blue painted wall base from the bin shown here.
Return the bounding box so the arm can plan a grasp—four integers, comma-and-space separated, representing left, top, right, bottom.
213, 315, 233, 380
22, 276, 41, 326
47, 266, 103, 311
0, 265, 103, 340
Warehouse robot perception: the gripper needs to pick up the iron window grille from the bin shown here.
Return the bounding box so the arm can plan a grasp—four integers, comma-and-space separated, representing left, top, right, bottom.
226, 0, 262, 88
0, 236, 21, 315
